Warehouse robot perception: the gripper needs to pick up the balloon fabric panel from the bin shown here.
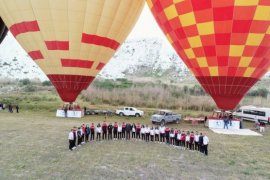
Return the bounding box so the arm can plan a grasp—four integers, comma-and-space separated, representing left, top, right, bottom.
147, 0, 270, 110
0, 0, 144, 102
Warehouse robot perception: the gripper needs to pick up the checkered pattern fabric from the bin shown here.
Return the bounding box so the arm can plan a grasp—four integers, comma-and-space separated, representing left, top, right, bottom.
147, 0, 270, 109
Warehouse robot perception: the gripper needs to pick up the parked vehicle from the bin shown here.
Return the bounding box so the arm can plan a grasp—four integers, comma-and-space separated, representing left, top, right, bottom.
84, 109, 98, 115
233, 105, 270, 123
150, 110, 181, 126
85, 109, 114, 116
115, 107, 144, 117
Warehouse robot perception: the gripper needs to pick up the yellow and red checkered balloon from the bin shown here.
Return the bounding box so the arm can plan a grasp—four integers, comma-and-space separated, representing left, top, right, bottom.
147, 0, 270, 110
0, 0, 144, 102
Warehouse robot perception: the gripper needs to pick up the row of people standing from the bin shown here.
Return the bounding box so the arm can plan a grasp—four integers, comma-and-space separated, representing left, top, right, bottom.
0, 104, 19, 113
68, 122, 209, 156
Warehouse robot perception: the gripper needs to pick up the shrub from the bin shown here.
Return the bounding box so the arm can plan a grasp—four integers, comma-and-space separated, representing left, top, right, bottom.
42, 80, 52, 86
19, 78, 31, 86
23, 85, 36, 92
247, 88, 269, 98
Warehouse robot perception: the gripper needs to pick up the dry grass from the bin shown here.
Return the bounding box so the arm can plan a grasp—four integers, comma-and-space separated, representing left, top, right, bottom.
83, 85, 216, 111
0, 111, 270, 180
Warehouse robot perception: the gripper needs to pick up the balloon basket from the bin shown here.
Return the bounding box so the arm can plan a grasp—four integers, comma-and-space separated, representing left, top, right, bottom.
56, 103, 84, 118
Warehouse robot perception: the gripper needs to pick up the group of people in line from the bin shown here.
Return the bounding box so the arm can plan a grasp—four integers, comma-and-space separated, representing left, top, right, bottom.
68, 121, 210, 156
0, 103, 19, 113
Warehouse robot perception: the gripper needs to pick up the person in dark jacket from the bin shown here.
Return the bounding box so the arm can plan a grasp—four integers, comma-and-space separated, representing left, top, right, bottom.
108, 123, 113, 140
136, 123, 141, 139
77, 127, 82, 146
113, 122, 118, 140
90, 123, 95, 141
102, 121, 108, 140
64, 105, 68, 118
126, 122, 131, 140
229, 113, 233, 126
8, 104, 13, 113
198, 133, 204, 153
223, 116, 229, 129
15, 105, 19, 113
73, 127, 77, 148
85, 124, 90, 142
122, 122, 126, 139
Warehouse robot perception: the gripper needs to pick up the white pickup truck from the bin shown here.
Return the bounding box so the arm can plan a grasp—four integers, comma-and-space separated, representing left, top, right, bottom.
116, 107, 144, 117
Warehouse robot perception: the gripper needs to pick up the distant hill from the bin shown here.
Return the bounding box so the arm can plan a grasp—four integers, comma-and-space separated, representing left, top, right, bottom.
0, 33, 190, 82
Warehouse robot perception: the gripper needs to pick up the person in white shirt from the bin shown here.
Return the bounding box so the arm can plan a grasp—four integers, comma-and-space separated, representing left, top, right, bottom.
154, 126, 160, 142
185, 131, 190, 149
73, 127, 77, 148
68, 129, 74, 151
194, 131, 199, 151
132, 123, 136, 139
141, 125, 145, 141
96, 123, 102, 141
150, 127, 154, 142
202, 133, 209, 156
170, 129, 175, 145
159, 125, 165, 143
145, 125, 150, 142
117, 125, 122, 140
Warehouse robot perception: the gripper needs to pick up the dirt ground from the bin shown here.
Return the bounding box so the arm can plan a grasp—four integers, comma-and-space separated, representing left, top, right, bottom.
0, 111, 269, 180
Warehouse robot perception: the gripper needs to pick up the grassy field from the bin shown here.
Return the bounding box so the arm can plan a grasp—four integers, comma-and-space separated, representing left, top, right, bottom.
0, 110, 269, 180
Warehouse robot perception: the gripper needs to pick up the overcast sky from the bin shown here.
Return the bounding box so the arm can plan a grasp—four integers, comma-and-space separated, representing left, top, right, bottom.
127, 4, 166, 40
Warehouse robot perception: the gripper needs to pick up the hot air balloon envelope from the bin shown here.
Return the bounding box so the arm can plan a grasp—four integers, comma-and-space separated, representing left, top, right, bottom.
147, 0, 270, 110
0, 0, 144, 102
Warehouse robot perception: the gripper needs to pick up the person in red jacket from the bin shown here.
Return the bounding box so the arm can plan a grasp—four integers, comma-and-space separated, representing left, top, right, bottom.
180, 131, 186, 150
189, 131, 195, 150
90, 123, 95, 141
102, 121, 108, 140
113, 122, 118, 140
165, 127, 170, 144
136, 123, 141, 140
174, 128, 178, 146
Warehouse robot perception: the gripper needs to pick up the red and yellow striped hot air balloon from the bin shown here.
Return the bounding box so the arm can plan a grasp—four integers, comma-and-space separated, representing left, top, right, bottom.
147, 0, 270, 110
0, 0, 144, 102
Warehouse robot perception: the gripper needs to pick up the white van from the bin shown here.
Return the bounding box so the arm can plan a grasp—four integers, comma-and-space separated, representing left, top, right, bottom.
233, 106, 270, 123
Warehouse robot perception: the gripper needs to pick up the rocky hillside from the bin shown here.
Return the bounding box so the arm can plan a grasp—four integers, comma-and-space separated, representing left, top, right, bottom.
0, 33, 190, 82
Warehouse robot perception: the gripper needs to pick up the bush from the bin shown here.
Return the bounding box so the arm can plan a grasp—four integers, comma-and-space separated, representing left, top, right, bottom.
42, 80, 52, 86
23, 85, 36, 92
19, 78, 31, 86
247, 88, 269, 98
